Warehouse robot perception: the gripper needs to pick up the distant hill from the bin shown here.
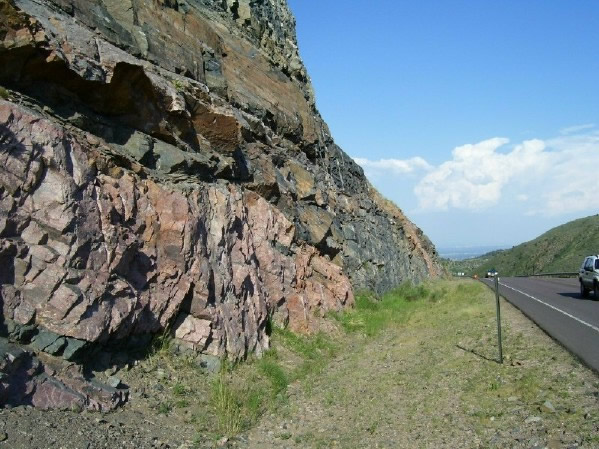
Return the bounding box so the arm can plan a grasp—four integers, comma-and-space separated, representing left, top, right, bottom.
447, 214, 599, 277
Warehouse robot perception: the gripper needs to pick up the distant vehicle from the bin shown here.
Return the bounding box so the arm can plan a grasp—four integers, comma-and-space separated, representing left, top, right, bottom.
485, 269, 498, 278
579, 255, 599, 299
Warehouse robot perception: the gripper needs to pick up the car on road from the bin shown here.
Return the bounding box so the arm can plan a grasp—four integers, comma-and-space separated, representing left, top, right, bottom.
579, 255, 599, 299
485, 268, 498, 278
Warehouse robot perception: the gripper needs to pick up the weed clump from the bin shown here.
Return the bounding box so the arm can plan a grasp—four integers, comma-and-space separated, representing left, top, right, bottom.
172, 79, 185, 91
0, 86, 8, 100
394, 281, 431, 301
212, 374, 242, 436
173, 383, 186, 396
334, 281, 445, 336
157, 401, 173, 415
256, 350, 288, 395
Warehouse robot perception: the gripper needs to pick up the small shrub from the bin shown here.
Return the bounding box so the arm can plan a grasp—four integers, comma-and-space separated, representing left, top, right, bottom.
157, 401, 173, 415
0, 86, 8, 100
394, 281, 430, 302
429, 286, 448, 303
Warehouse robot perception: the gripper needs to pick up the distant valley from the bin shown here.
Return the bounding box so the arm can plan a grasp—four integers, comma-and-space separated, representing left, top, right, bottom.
444, 214, 599, 277
438, 245, 507, 261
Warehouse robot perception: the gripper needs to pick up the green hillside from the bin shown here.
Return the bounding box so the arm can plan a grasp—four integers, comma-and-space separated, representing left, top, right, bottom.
448, 214, 599, 277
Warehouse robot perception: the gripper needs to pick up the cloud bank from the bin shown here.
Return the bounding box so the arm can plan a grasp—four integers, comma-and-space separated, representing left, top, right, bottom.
353, 125, 599, 216
414, 137, 549, 210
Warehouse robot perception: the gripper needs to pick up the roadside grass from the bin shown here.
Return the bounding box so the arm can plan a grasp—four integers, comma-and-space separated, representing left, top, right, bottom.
124, 280, 508, 441
333, 281, 438, 336
118, 278, 599, 447
247, 279, 599, 448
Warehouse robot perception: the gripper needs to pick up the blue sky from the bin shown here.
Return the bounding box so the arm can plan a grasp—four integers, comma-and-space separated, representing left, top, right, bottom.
287, 0, 599, 248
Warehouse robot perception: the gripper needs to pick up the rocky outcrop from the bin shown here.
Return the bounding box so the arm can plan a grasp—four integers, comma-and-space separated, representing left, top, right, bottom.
0, 0, 442, 401
0, 99, 353, 360
0, 337, 128, 410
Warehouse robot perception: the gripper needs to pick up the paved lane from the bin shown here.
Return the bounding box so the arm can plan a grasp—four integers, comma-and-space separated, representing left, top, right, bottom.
481, 277, 599, 373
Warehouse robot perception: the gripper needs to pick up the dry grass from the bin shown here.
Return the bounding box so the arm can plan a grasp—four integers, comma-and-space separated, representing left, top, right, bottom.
246, 279, 599, 448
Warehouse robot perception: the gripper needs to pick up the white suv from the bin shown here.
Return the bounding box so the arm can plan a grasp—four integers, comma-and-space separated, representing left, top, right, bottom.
579, 255, 599, 298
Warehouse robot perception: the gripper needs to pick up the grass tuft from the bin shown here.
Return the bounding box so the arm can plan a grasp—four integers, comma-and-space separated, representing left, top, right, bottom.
212, 373, 242, 437
157, 401, 173, 415
173, 383, 186, 396
172, 79, 185, 92
151, 325, 174, 355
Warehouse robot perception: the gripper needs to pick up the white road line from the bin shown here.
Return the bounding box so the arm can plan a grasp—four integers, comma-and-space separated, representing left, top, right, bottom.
499, 282, 599, 334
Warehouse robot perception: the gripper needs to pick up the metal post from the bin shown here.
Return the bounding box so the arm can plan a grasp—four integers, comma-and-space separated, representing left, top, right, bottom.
494, 276, 503, 364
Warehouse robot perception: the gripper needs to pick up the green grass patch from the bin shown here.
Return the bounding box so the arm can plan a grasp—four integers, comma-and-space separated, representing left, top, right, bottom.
256, 352, 288, 395
157, 401, 173, 415
173, 383, 187, 396
335, 281, 440, 336
273, 326, 337, 381
274, 327, 336, 361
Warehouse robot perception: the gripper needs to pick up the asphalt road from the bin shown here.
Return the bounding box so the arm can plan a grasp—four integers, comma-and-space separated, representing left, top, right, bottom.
481, 276, 599, 373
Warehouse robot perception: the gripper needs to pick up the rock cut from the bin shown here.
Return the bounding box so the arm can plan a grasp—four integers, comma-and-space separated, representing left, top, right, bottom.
0, 0, 442, 408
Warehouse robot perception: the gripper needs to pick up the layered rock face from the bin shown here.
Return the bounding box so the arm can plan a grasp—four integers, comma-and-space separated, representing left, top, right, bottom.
0, 0, 442, 376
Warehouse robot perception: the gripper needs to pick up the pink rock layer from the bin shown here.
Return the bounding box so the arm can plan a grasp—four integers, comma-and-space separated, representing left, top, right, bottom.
0, 101, 353, 359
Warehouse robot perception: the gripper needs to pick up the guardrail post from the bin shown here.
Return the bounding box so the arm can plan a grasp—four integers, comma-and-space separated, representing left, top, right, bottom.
494, 276, 503, 364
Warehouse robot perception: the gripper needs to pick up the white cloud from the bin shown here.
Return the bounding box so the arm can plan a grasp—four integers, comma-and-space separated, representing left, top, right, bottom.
535, 132, 599, 215
353, 156, 432, 175
559, 123, 596, 135
414, 138, 548, 210
413, 131, 599, 216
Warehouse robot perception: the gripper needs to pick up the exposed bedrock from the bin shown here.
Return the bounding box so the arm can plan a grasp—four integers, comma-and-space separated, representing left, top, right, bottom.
0, 101, 353, 360
0, 0, 442, 407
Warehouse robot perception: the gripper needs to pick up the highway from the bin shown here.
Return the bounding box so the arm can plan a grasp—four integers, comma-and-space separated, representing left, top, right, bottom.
481, 276, 599, 373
